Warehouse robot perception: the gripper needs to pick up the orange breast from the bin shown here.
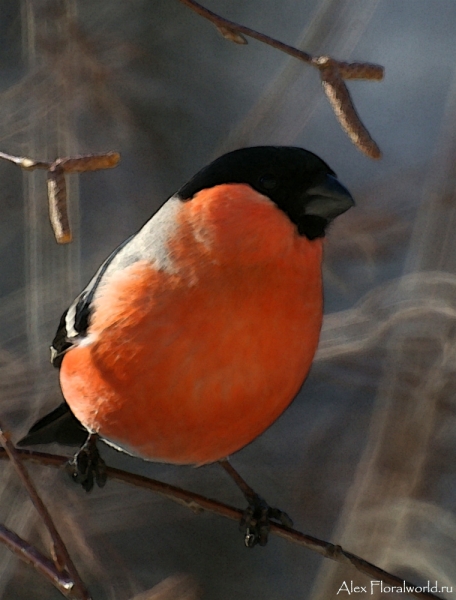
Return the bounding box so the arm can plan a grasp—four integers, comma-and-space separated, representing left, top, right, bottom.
60, 184, 323, 464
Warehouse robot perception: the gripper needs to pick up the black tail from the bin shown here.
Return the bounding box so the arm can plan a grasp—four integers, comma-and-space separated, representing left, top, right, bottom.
18, 402, 88, 447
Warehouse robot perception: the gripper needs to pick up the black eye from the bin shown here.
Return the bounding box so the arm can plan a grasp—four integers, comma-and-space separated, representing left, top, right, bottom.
259, 174, 278, 191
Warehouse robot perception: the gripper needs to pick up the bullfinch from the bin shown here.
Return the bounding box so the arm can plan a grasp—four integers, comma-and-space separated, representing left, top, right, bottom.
20, 146, 354, 545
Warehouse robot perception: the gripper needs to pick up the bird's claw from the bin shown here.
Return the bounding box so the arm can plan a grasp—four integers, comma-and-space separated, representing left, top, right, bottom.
65, 435, 107, 492
240, 493, 293, 548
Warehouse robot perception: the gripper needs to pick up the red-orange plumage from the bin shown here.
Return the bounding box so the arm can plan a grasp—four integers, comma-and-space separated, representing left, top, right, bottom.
60, 184, 323, 464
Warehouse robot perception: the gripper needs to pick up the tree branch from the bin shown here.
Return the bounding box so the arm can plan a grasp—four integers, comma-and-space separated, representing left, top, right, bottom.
0, 524, 75, 596
0, 429, 91, 600
0, 150, 120, 244
177, 0, 384, 159
0, 447, 443, 600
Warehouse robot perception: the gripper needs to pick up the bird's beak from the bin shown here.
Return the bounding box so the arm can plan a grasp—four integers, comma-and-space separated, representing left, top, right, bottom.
304, 174, 354, 221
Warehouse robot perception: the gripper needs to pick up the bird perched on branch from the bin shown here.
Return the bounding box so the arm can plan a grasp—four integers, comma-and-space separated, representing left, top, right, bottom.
20, 146, 354, 546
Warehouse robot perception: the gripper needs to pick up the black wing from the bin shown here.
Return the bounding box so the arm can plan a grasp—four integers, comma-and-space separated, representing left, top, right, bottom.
22, 234, 137, 446
50, 233, 135, 368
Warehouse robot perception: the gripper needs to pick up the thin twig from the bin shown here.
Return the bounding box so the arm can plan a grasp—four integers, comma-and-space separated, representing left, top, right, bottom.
0, 150, 120, 244
0, 448, 443, 600
0, 430, 91, 600
0, 151, 50, 170
0, 524, 75, 594
177, 0, 383, 159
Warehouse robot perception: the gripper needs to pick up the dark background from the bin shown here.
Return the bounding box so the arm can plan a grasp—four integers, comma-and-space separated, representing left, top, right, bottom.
0, 1, 455, 598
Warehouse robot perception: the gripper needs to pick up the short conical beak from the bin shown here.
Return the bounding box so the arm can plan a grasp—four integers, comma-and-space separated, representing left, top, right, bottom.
304, 174, 354, 221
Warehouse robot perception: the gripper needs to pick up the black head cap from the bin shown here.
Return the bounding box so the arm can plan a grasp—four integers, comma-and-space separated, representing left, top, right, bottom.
177, 146, 354, 239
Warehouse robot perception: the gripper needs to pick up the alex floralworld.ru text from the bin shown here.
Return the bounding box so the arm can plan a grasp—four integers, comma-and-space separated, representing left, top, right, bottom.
337, 580, 453, 595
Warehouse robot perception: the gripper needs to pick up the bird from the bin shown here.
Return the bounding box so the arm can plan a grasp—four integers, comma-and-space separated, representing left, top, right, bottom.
19, 146, 354, 546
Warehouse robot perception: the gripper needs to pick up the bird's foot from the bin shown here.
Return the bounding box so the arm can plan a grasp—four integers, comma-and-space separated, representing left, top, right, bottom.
65, 434, 107, 492
240, 492, 293, 548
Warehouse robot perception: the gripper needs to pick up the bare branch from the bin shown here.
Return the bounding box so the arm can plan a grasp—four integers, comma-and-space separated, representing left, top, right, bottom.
0, 447, 443, 600
0, 428, 91, 600
215, 25, 248, 45
0, 150, 121, 244
0, 524, 76, 596
177, 0, 383, 158
0, 151, 49, 171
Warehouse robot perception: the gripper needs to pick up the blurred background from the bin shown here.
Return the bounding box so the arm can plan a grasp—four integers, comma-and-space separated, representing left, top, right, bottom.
0, 0, 455, 598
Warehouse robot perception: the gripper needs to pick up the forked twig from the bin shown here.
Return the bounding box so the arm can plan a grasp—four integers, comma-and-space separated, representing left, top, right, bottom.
178, 0, 383, 159
0, 428, 91, 600
0, 447, 443, 600
0, 151, 120, 244
0, 524, 74, 592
